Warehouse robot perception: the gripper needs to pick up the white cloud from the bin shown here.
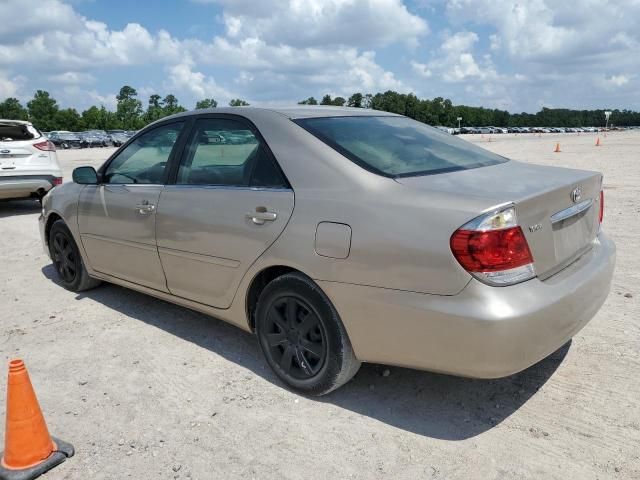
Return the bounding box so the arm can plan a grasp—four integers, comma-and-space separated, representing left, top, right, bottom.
48, 71, 95, 84
422, 31, 498, 83
1, 0, 639, 113
444, 0, 640, 65
165, 62, 235, 103
607, 74, 631, 87
210, 0, 429, 48
411, 61, 432, 78
0, 72, 21, 98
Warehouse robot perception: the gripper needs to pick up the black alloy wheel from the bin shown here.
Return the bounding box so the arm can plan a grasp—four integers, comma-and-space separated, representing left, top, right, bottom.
255, 272, 361, 395
48, 220, 101, 292
51, 230, 78, 283
263, 295, 327, 380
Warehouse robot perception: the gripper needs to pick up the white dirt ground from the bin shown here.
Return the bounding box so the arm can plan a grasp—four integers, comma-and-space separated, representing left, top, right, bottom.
0, 131, 638, 479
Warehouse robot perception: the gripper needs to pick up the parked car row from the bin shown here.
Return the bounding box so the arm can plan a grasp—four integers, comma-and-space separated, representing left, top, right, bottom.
453, 126, 637, 135
42, 130, 138, 149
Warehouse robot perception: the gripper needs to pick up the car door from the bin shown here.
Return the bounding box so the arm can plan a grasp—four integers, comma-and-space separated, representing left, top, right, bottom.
77, 121, 186, 291
155, 116, 294, 308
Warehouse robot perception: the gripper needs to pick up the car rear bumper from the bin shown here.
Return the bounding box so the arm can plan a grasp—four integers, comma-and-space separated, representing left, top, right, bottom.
0, 175, 59, 200
319, 232, 616, 378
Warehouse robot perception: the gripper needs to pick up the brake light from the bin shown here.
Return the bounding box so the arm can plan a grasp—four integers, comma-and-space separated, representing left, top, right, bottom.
599, 190, 604, 223
33, 140, 56, 151
53, 177, 63, 186
450, 206, 535, 286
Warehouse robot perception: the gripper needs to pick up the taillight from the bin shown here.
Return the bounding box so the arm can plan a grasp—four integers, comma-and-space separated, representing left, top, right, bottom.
53, 177, 63, 186
33, 140, 56, 151
450, 206, 535, 286
599, 190, 604, 223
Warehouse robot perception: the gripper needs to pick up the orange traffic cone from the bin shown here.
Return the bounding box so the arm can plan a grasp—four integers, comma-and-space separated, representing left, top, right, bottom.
554, 143, 561, 153
595, 137, 601, 146
0, 359, 74, 479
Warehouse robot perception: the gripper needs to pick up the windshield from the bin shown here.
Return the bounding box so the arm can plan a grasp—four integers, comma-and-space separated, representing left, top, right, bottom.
295, 116, 507, 177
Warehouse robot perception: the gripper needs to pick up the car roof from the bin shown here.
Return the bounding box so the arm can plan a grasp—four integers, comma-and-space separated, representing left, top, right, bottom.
0, 119, 33, 126
159, 105, 401, 124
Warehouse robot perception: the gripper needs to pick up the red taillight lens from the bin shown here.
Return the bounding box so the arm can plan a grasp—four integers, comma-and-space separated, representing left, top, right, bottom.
53, 177, 63, 186
33, 140, 56, 151
599, 190, 604, 223
451, 226, 533, 272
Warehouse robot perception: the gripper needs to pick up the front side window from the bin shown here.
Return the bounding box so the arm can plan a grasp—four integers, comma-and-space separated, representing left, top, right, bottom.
103, 122, 183, 184
177, 118, 287, 188
296, 116, 508, 177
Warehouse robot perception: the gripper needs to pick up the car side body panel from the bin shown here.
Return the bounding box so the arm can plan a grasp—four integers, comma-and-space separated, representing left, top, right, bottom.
156, 186, 295, 308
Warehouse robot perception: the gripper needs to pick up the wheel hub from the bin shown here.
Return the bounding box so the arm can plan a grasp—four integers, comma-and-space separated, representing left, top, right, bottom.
262, 296, 327, 380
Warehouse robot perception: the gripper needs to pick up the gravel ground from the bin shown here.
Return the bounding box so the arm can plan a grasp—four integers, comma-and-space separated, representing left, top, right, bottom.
1, 132, 638, 479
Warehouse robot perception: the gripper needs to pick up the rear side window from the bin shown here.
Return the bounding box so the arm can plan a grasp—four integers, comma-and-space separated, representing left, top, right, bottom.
0, 123, 40, 141
177, 118, 287, 188
295, 116, 507, 177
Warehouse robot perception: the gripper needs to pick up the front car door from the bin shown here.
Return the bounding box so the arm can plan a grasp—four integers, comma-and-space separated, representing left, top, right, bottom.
155, 116, 294, 308
78, 121, 185, 291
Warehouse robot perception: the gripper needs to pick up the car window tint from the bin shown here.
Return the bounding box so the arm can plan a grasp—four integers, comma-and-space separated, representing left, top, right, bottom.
296, 116, 507, 177
177, 118, 286, 188
103, 123, 183, 184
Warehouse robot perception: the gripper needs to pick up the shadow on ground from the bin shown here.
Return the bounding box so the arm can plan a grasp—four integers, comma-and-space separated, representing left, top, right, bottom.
0, 199, 41, 218
42, 264, 569, 440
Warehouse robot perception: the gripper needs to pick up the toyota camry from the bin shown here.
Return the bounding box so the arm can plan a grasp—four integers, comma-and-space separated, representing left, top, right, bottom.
39, 106, 616, 395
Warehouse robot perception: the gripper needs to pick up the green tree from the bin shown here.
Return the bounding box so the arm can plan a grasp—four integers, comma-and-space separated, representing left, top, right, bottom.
27, 90, 59, 131
347, 93, 363, 108
54, 108, 81, 131
298, 97, 318, 105
320, 94, 332, 105
195, 98, 218, 109
162, 94, 186, 116
331, 97, 346, 106
0, 98, 28, 120
116, 85, 143, 130
229, 99, 249, 106
145, 94, 164, 123
81, 106, 101, 129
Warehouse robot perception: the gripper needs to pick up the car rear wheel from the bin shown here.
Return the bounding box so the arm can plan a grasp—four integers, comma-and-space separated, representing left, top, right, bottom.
256, 273, 360, 395
49, 220, 101, 292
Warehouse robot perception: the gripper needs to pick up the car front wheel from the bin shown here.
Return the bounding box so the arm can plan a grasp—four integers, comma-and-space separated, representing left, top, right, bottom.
49, 220, 101, 292
255, 273, 360, 395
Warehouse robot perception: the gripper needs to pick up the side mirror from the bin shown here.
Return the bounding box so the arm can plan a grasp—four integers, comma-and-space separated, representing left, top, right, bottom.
72, 166, 99, 185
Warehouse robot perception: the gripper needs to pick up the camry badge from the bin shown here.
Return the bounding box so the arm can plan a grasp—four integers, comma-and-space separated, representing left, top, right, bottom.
570, 187, 582, 204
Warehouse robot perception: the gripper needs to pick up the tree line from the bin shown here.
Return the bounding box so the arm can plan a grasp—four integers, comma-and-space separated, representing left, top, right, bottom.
1, 85, 638, 132
0, 85, 251, 132
299, 91, 640, 128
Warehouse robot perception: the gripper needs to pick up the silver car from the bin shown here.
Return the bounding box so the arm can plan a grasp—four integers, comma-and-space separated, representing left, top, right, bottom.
39, 107, 615, 395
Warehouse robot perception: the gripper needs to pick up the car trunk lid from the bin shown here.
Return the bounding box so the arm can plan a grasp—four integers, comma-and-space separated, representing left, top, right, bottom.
397, 160, 602, 279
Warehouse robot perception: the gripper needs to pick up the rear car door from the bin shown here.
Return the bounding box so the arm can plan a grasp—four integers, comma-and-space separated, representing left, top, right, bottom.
155, 116, 294, 308
78, 122, 185, 291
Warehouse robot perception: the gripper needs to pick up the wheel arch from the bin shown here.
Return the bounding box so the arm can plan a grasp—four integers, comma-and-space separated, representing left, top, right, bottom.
44, 212, 64, 248
245, 265, 306, 331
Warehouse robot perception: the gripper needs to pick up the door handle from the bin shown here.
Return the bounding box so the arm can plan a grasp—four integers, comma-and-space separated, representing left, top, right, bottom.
135, 202, 156, 215
246, 207, 277, 225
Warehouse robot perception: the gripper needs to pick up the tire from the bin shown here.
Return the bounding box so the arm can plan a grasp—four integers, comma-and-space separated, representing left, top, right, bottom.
255, 273, 360, 396
49, 220, 101, 292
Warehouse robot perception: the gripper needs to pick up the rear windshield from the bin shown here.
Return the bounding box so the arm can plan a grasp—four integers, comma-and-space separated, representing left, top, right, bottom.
295, 116, 507, 177
0, 123, 40, 141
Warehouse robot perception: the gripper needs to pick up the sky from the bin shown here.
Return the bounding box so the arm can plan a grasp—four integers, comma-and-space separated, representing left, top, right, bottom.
0, 0, 638, 113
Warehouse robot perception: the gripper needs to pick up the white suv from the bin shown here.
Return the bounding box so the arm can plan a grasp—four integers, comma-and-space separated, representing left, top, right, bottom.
0, 120, 63, 201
